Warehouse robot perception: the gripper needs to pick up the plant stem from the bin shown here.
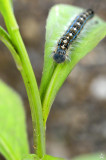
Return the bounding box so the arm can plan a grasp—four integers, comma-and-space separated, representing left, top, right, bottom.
0, 0, 45, 158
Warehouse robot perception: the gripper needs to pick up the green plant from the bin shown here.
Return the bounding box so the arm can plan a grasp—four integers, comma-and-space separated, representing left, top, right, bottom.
0, 1, 106, 160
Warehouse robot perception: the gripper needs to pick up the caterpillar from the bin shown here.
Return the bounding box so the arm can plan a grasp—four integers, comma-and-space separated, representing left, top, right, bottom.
53, 9, 94, 63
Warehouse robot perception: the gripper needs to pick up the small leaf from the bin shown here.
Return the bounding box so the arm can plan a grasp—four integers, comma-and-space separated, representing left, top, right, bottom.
0, 81, 29, 160
40, 4, 106, 124
0, 26, 22, 71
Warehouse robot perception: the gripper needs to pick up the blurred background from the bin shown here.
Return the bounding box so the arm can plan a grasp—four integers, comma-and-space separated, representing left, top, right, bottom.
0, 0, 106, 159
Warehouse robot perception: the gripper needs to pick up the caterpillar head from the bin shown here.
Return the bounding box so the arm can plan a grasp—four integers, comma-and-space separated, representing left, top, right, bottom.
53, 49, 66, 63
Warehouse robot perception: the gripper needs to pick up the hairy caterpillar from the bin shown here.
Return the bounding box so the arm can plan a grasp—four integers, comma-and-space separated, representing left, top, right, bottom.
53, 9, 94, 63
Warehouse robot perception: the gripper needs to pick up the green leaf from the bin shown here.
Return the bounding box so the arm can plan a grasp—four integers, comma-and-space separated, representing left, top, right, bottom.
0, 26, 22, 71
0, 80, 29, 160
72, 153, 106, 160
39, 4, 106, 124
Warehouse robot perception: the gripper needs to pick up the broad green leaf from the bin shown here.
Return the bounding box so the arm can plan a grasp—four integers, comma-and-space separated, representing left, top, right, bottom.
72, 153, 106, 160
0, 80, 29, 160
39, 4, 106, 124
